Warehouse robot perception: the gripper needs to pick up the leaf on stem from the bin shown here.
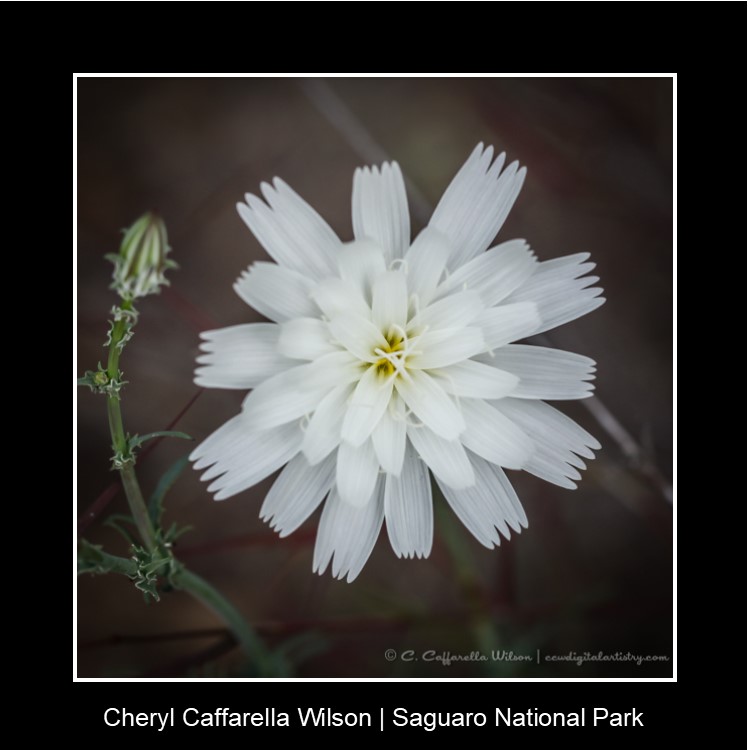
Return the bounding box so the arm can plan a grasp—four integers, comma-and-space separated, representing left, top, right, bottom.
149, 455, 190, 526
128, 431, 193, 452
103, 514, 139, 546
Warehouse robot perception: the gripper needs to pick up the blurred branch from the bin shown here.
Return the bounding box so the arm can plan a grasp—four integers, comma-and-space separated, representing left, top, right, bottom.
82, 628, 227, 648
299, 79, 433, 223
162, 286, 219, 334
580, 396, 672, 503
81, 615, 460, 652
81, 593, 667, 653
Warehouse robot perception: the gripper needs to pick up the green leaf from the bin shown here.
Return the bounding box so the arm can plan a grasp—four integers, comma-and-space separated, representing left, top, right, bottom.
78, 373, 98, 388
78, 366, 109, 391
78, 539, 138, 577
103, 514, 139, 546
149, 455, 190, 526
161, 521, 193, 545
128, 431, 192, 452
130, 545, 171, 602
78, 364, 126, 397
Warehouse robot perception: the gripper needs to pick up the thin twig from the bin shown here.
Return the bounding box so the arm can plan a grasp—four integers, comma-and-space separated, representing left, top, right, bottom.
581, 396, 673, 503
299, 79, 433, 223
162, 286, 218, 334
83, 591, 665, 655
81, 628, 227, 648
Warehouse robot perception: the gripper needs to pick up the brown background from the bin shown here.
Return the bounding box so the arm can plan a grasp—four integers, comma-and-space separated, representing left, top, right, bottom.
77, 77, 673, 677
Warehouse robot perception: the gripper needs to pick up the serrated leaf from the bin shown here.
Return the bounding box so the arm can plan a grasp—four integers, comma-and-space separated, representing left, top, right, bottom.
134, 576, 160, 602
128, 431, 192, 452
78, 539, 138, 577
103, 514, 138, 545
149, 454, 190, 526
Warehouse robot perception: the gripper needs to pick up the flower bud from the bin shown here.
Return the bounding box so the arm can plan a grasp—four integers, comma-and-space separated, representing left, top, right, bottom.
108, 212, 176, 299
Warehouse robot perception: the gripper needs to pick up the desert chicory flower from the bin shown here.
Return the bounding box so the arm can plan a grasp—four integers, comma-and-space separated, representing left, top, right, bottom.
191, 144, 604, 581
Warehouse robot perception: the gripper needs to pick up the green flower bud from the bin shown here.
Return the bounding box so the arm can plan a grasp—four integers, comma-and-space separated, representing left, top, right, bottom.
107, 212, 176, 300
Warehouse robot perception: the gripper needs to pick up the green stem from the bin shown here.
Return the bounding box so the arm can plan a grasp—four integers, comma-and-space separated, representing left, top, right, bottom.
121, 463, 156, 552
173, 568, 271, 674
105, 300, 156, 550
98, 299, 269, 670
435, 498, 498, 661
78, 541, 139, 577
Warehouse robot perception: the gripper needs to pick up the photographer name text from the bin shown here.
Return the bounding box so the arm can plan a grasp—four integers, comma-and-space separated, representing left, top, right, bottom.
104, 706, 644, 730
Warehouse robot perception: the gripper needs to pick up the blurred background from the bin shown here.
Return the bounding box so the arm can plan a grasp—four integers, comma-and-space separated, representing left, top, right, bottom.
76, 77, 673, 678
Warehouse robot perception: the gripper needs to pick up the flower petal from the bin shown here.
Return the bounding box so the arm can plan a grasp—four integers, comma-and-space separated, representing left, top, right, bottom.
336, 440, 380, 507
436, 452, 527, 548
403, 227, 453, 306
234, 262, 317, 322
434, 360, 519, 399
337, 239, 387, 304
409, 290, 483, 332
329, 314, 388, 362
341, 366, 395, 446
311, 277, 371, 320
313, 483, 385, 582
496, 397, 601, 453
195, 323, 293, 389
237, 178, 340, 278
242, 352, 360, 430
190, 413, 242, 469
372, 398, 407, 475
385, 443, 433, 559
302, 383, 355, 464
408, 327, 486, 370
189, 417, 303, 501
494, 398, 600, 488
507, 253, 604, 334
488, 458, 529, 530
437, 482, 500, 548
371, 271, 408, 333
460, 398, 535, 470
278, 318, 337, 361
479, 302, 541, 349
262, 178, 341, 271
429, 143, 527, 270
260, 452, 336, 537
395, 369, 465, 440
352, 162, 410, 264
437, 239, 537, 307
480, 344, 596, 400
406, 424, 474, 489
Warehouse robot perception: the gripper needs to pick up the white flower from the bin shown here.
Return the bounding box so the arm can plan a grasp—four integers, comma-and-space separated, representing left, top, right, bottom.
191, 144, 604, 582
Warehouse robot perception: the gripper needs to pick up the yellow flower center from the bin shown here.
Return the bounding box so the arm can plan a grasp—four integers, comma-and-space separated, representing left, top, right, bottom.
373, 331, 405, 377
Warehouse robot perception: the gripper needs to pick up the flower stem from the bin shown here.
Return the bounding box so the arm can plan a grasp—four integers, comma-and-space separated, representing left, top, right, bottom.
99, 299, 269, 670
105, 299, 156, 550
173, 568, 271, 674
120, 463, 156, 552
435, 498, 498, 661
